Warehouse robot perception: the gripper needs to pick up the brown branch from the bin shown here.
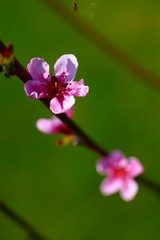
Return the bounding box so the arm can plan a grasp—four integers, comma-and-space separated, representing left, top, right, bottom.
0, 39, 160, 237
41, 99, 108, 156
138, 176, 160, 196
40, 0, 160, 90
0, 199, 49, 240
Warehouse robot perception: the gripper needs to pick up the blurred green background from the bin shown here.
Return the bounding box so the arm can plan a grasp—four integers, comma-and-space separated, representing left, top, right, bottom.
0, 0, 160, 239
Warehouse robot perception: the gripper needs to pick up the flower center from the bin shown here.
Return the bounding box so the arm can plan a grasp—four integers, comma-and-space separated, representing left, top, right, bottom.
114, 167, 128, 178
46, 76, 67, 99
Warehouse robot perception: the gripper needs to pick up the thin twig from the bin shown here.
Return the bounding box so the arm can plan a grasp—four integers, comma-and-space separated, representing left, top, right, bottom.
0, 199, 49, 240
40, 0, 160, 89
138, 176, 160, 196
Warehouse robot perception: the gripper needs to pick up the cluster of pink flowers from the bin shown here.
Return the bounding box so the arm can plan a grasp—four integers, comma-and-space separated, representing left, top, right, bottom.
24, 54, 89, 114
24, 54, 144, 201
96, 151, 143, 201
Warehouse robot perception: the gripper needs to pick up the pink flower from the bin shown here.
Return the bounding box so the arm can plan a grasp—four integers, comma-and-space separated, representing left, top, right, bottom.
36, 107, 73, 135
24, 55, 89, 114
96, 150, 144, 201
36, 107, 78, 145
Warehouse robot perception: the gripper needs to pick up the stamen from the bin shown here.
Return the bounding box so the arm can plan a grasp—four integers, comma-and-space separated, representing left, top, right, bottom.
55, 82, 58, 88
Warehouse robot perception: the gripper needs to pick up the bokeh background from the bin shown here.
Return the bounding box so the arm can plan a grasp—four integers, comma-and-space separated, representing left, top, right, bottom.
0, 0, 160, 239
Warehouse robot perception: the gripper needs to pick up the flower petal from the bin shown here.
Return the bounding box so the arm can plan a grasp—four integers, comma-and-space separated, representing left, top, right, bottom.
96, 158, 111, 175
50, 94, 75, 114
54, 54, 78, 83
36, 117, 62, 134
127, 157, 144, 177
109, 150, 126, 162
109, 150, 127, 168
24, 80, 47, 99
66, 106, 74, 118
67, 80, 89, 96
27, 58, 50, 82
120, 178, 138, 201
96, 150, 127, 175
100, 177, 122, 196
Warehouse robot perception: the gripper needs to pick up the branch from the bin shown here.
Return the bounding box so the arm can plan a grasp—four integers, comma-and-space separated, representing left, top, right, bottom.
40, 0, 160, 90
138, 176, 160, 196
0, 199, 49, 240
0, 39, 160, 236
0, 39, 160, 191
0, 40, 108, 157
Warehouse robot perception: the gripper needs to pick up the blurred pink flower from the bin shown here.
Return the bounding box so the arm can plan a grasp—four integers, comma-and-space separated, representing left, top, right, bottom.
36, 107, 78, 145
24, 54, 89, 114
96, 150, 144, 201
36, 107, 73, 135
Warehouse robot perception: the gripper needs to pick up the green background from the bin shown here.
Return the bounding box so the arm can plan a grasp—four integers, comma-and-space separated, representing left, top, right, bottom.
0, 0, 160, 239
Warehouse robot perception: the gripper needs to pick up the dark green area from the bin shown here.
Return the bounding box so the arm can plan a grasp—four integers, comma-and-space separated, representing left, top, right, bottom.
0, 0, 160, 239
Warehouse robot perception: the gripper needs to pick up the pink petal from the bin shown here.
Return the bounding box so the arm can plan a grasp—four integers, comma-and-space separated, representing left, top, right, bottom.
96, 158, 111, 175
67, 80, 89, 96
66, 107, 74, 118
109, 150, 127, 168
97, 151, 127, 175
110, 150, 126, 162
100, 177, 122, 195
36, 117, 62, 134
96, 151, 126, 175
50, 94, 75, 114
27, 58, 50, 82
127, 157, 144, 177
120, 178, 138, 201
24, 80, 47, 99
54, 54, 78, 83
